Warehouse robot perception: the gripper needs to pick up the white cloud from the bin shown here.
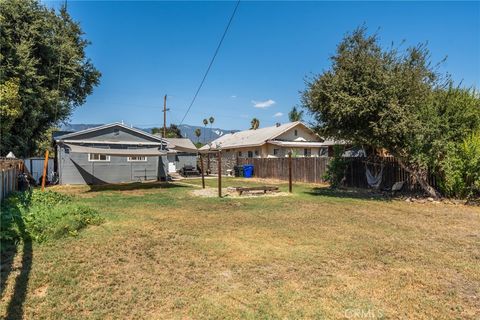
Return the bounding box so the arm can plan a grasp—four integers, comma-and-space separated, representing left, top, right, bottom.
273, 112, 283, 117
252, 99, 276, 108
231, 95, 237, 98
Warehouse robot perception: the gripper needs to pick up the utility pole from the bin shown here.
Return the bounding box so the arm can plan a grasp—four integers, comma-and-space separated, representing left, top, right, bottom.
163, 94, 168, 138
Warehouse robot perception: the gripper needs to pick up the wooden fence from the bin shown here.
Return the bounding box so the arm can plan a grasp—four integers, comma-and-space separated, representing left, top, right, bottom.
237, 157, 330, 183
237, 156, 437, 191
343, 157, 438, 191
0, 159, 25, 201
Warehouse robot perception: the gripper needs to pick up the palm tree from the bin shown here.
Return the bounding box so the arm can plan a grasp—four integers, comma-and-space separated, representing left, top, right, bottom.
194, 128, 202, 144
209, 116, 215, 142
202, 118, 208, 143
250, 118, 260, 130
288, 106, 304, 122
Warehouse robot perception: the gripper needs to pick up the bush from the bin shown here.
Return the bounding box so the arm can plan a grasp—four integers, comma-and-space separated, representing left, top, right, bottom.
439, 131, 480, 198
324, 145, 348, 188
1, 189, 103, 251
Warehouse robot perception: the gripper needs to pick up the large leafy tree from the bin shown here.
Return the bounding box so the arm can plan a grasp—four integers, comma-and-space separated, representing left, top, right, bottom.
302, 27, 480, 197
0, 0, 101, 156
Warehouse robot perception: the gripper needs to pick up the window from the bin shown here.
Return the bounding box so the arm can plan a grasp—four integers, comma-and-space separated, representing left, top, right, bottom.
294, 129, 298, 136
254, 150, 259, 156
304, 148, 311, 157
319, 147, 328, 157
273, 148, 279, 156
248, 151, 253, 158
89, 153, 110, 162
64, 147, 70, 154
238, 151, 242, 157
127, 156, 147, 162
113, 128, 120, 136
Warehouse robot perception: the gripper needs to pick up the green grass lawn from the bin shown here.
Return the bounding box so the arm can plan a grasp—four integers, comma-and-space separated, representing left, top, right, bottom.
1, 178, 479, 319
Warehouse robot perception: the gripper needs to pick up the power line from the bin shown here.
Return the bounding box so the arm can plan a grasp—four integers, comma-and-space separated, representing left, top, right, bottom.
179, 0, 241, 125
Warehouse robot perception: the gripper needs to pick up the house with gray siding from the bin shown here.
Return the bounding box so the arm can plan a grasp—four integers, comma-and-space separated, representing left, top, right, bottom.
54, 123, 169, 184
163, 138, 198, 173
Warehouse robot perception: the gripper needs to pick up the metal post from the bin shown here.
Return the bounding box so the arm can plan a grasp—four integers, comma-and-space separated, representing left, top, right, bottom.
163, 94, 167, 138
200, 153, 205, 189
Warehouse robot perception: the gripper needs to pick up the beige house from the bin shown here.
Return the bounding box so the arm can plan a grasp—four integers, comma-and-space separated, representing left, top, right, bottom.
200, 121, 334, 158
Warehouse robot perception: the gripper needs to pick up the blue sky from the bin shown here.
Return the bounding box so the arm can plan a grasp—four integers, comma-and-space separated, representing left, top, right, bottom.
47, 1, 479, 130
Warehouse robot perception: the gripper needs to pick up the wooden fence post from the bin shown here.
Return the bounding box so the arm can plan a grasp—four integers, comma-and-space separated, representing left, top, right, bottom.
200, 153, 205, 189
288, 152, 292, 193
217, 151, 222, 197
41, 150, 49, 191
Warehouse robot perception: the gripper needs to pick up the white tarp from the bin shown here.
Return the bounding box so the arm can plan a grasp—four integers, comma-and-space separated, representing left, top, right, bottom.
66, 144, 166, 156
366, 165, 383, 189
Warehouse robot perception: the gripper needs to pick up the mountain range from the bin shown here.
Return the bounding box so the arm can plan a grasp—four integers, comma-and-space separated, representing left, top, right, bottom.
60, 123, 238, 144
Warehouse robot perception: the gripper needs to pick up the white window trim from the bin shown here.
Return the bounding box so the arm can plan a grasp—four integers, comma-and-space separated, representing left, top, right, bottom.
88, 153, 111, 162
127, 156, 148, 162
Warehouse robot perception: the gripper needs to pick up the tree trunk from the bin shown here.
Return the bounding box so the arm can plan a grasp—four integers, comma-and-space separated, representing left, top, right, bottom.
396, 158, 441, 199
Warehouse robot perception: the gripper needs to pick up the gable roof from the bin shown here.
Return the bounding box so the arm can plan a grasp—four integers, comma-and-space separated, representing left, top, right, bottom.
200, 122, 318, 150
54, 122, 165, 143
164, 138, 197, 152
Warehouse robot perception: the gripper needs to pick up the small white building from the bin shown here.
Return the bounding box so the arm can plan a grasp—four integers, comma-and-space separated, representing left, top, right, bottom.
200, 121, 335, 158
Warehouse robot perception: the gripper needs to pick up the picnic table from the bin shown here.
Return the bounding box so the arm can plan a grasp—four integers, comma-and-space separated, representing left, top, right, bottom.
230, 186, 279, 196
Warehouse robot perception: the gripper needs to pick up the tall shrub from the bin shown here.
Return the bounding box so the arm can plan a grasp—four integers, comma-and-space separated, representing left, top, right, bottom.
324, 145, 348, 188
440, 131, 480, 198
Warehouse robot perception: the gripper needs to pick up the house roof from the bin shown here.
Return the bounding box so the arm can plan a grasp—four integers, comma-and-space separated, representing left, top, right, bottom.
199, 122, 318, 151
164, 138, 197, 152
66, 144, 166, 156
267, 140, 331, 148
54, 122, 165, 143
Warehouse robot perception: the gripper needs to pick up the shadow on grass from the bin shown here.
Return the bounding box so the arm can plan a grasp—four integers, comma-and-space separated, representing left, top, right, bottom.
86, 181, 190, 192
305, 186, 393, 202
1, 189, 33, 320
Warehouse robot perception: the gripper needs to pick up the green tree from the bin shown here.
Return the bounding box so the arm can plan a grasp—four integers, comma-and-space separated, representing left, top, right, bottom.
194, 128, 202, 143
209, 116, 215, 141
250, 118, 260, 130
0, 0, 101, 156
288, 106, 304, 122
302, 27, 480, 198
151, 124, 182, 138
0, 78, 22, 137
202, 118, 208, 143
165, 124, 182, 138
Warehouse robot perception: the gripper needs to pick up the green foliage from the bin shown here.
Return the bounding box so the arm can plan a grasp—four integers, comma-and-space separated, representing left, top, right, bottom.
302, 26, 480, 197
288, 106, 304, 122
151, 124, 182, 138
0, 78, 22, 134
439, 131, 480, 198
194, 128, 202, 143
0, 0, 101, 156
324, 146, 348, 188
0, 189, 103, 250
250, 118, 260, 130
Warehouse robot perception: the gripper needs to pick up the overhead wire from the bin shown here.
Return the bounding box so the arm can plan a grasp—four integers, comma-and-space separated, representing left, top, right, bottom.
179, 0, 241, 125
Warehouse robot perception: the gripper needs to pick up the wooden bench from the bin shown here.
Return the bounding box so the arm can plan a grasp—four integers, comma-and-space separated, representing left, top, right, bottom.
179, 165, 200, 177
232, 186, 279, 196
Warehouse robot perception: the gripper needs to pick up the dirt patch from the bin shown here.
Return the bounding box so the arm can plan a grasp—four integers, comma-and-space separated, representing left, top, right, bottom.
191, 187, 290, 198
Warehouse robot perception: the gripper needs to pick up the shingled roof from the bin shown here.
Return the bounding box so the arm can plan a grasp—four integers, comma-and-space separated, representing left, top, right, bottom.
199, 122, 319, 151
